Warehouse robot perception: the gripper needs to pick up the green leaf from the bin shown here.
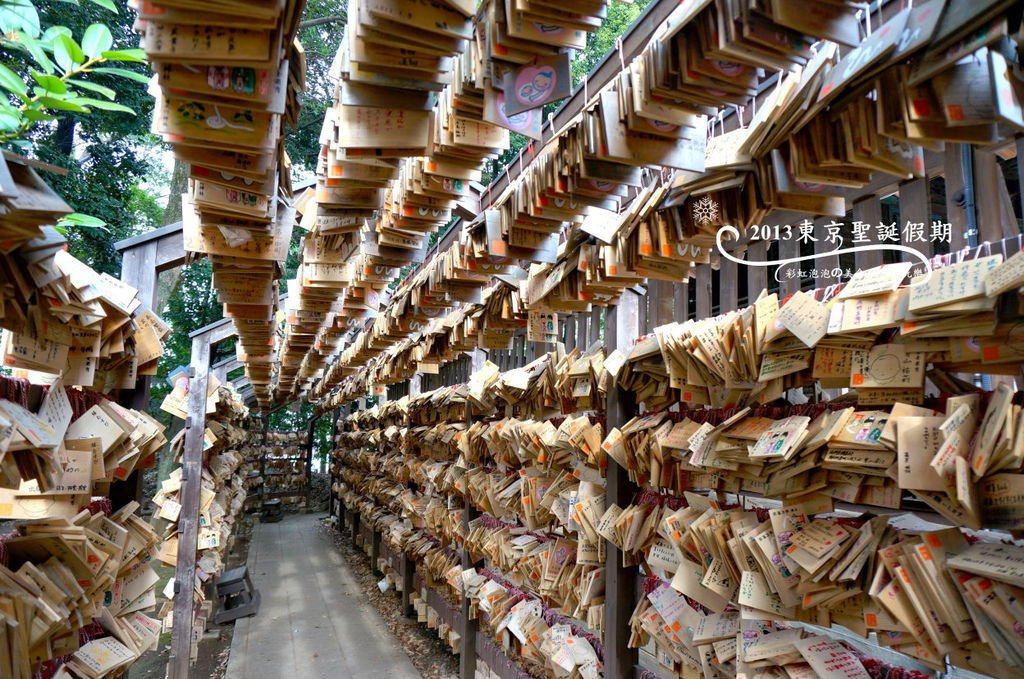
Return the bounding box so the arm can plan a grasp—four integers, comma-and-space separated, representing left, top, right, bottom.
38, 96, 89, 112
0, 63, 28, 99
0, 0, 40, 38
19, 34, 55, 74
31, 71, 67, 94
100, 48, 147, 63
74, 97, 133, 114
84, 0, 117, 11
81, 24, 112, 59
68, 78, 115, 99
54, 34, 84, 73
41, 26, 72, 45
21, 108, 53, 121
90, 67, 150, 83
57, 212, 109, 230
0, 110, 20, 132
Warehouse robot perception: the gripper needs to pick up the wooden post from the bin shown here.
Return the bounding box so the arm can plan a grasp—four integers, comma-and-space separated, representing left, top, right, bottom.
746, 240, 768, 303
637, 285, 649, 333
1017, 138, 1024, 223
576, 311, 589, 349
974, 148, 1018, 241
899, 178, 934, 272
401, 553, 415, 619
459, 399, 479, 679
945, 144, 971, 251
695, 264, 712, 319
852, 197, 884, 270
168, 334, 210, 679
603, 290, 639, 679
673, 282, 689, 322
650, 280, 674, 327
814, 218, 841, 282
371, 529, 382, 575
718, 256, 738, 315
777, 234, 800, 297
305, 415, 317, 512
112, 241, 158, 510
114, 224, 187, 511
329, 409, 340, 520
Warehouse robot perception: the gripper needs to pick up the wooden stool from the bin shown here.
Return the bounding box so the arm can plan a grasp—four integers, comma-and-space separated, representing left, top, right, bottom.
261, 498, 283, 523
214, 566, 261, 624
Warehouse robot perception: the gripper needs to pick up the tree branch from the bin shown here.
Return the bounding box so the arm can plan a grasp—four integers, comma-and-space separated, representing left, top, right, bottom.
298, 14, 346, 29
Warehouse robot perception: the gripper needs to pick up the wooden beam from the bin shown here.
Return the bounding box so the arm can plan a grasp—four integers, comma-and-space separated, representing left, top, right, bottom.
168, 335, 211, 679
603, 290, 640, 679
777, 232, 800, 297
813, 218, 841, 281
637, 286, 649, 333
852, 197, 884, 269
649, 280, 674, 327
718, 258, 738, 315
945, 144, 970, 251
112, 240, 159, 510
114, 221, 183, 253
1017, 137, 1024, 222
305, 415, 317, 511
974, 148, 1017, 241
746, 240, 768, 302
673, 281, 689, 322
695, 265, 712, 320
156, 230, 187, 271
190, 320, 237, 347
898, 177, 934, 270
459, 397, 479, 679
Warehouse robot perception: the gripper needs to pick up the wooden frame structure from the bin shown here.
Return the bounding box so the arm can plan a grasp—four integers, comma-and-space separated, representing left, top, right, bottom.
111, 222, 188, 507
256, 421, 315, 508
129, 123, 1024, 679
127, 4, 1024, 678
328, 225, 1024, 679
168, 317, 238, 679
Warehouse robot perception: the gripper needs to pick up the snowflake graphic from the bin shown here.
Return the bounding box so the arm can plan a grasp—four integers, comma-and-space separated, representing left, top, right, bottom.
691, 195, 719, 225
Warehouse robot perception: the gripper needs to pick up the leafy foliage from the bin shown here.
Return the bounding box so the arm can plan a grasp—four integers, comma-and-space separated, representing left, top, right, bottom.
482, 0, 653, 185
39, 136, 162, 274
147, 259, 225, 420
285, 0, 347, 172
0, 0, 145, 147
570, 0, 653, 83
